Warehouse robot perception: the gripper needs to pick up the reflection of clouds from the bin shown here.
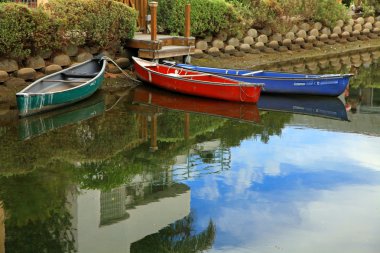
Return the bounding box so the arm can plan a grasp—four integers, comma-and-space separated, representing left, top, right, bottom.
221, 161, 263, 199
264, 160, 281, 176
194, 176, 220, 201
187, 126, 380, 252
233, 128, 380, 176
208, 185, 380, 253
201, 127, 380, 203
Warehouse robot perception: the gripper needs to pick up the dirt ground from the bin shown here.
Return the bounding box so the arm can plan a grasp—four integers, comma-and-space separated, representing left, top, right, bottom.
192, 38, 380, 70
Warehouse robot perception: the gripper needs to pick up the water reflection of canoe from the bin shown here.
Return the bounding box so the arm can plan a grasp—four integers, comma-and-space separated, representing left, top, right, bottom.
258, 94, 349, 121
132, 86, 260, 123
19, 92, 105, 140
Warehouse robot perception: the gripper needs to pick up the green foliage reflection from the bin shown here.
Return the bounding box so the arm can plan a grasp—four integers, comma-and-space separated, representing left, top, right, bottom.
131, 212, 216, 253
0, 160, 75, 253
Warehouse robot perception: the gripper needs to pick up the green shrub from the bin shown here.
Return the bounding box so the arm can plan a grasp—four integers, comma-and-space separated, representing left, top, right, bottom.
363, 0, 380, 14
245, 0, 349, 30
29, 7, 60, 54
0, 3, 59, 59
312, 0, 349, 27
45, 0, 137, 49
0, 0, 137, 59
157, 0, 245, 37
0, 3, 33, 58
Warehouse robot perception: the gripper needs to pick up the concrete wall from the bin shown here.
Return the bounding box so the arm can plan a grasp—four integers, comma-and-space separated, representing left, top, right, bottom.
70, 186, 190, 253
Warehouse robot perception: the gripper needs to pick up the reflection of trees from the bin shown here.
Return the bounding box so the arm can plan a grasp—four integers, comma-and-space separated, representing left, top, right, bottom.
5, 209, 74, 253
202, 111, 292, 145
0, 160, 75, 253
75, 109, 291, 189
0, 92, 292, 252
131, 212, 216, 253
75, 140, 196, 191
157, 111, 226, 141
0, 111, 141, 176
349, 61, 380, 89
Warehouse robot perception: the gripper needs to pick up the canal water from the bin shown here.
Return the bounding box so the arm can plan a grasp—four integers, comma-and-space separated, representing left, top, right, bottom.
0, 51, 380, 253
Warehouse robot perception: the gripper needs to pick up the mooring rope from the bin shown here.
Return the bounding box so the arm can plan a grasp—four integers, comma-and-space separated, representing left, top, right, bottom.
101, 56, 141, 83
105, 87, 133, 112
239, 83, 263, 102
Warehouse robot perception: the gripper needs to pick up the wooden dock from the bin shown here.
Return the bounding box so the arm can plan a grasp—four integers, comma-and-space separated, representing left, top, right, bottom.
124, 33, 195, 60
124, 1, 195, 61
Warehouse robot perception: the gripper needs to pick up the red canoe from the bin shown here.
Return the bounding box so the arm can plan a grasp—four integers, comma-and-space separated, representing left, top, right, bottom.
133, 57, 262, 103
132, 86, 261, 123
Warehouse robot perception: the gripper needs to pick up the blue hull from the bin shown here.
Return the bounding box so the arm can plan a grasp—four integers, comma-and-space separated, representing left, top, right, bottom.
173, 63, 353, 96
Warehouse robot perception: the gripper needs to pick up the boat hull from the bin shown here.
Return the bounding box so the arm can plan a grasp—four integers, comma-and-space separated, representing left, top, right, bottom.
133, 57, 261, 103
174, 64, 352, 96
16, 59, 106, 117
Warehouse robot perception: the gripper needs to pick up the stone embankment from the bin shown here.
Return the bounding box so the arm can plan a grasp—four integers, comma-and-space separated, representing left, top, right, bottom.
193, 16, 380, 59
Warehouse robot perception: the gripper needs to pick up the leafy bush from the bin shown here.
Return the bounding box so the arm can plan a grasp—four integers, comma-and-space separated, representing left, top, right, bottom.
0, 0, 137, 59
363, 0, 380, 14
0, 3, 59, 59
220, 0, 349, 34
157, 0, 245, 37
45, 0, 137, 48
240, 0, 349, 30
312, 0, 349, 27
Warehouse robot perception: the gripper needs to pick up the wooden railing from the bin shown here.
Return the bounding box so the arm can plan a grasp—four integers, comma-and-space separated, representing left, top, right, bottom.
9, 0, 38, 7
120, 0, 147, 33
149, 1, 191, 40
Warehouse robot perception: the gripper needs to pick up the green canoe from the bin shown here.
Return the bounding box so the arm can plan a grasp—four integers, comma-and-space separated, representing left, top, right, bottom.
16, 57, 107, 117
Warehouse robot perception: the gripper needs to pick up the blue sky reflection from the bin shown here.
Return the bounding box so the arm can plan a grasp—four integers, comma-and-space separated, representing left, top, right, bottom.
185, 127, 380, 253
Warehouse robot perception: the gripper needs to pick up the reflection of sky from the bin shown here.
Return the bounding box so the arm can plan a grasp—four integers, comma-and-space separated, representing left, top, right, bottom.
184, 127, 380, 253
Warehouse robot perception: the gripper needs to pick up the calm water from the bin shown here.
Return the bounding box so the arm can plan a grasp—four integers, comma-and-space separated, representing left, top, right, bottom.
1, 52, 380, 253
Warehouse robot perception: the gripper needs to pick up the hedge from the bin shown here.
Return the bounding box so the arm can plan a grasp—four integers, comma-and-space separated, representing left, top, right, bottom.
0, 0, 137, 59
45, 0, 137, 48
0, 3, 59, 59
156, 0, 349, 38
157, 0, 245, 38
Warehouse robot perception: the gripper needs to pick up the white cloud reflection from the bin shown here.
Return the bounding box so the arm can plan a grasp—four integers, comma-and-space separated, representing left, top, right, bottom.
233, 127, 380, 175
188, 127, 380, 253
208, 185, 380, 253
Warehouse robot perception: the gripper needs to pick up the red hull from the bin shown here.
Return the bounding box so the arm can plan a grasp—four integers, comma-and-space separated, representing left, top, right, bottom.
133, 57, 261, 103
132, 86, 260, 123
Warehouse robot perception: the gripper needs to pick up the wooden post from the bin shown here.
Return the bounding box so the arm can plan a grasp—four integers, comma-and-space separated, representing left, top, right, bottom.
150, 114, 158, 152
0, 204, 4, 253
141, 0, 148, 33
184, 113, 190, 140
185, 4, 191, 37
149, 1, 158, 41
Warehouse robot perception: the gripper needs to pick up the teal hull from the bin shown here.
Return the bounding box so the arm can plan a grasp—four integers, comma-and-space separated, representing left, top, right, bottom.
16, 59, 106, 117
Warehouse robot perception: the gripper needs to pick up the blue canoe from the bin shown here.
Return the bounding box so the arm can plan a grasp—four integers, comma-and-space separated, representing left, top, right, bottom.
167, 62, 353, 96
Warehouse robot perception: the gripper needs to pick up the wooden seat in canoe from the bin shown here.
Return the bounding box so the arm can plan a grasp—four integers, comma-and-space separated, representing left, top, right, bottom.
62, 72, 99, 78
